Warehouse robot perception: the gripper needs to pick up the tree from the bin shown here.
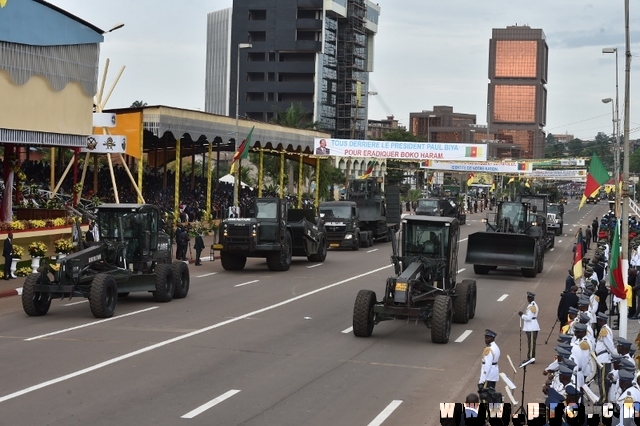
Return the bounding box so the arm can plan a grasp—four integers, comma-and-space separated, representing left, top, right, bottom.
130, 100, 147, 108
376, 128, 420, 185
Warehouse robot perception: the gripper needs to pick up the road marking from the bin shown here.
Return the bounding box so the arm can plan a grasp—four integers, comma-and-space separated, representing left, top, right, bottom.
196, 272, 217, 278
459, 238, 468, 242
454, 330, 473, 343
307, 264, 323, 268
368, 400, 403, 426
550, 248, 554, 252
497, 294, 509, 302
181, 389, 241, 419
234, 280, 260, 287
24, 307, 159, 341
367, 248, 378, 253
0, 264, 392, 404
63, 300, 88, 306
558, 240, 562, 243
342, 326, 353, 334
457, 268, 465, 274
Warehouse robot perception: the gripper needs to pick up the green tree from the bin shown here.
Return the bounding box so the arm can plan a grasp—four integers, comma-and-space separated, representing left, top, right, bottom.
130, 100, 147, 108
377, 128, 420, 185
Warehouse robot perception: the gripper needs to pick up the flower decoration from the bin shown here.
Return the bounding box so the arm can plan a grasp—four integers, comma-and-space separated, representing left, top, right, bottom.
54, 238, 73, 254
9, 221, 25, 230
74, 183, 83, 195
49, 263, 60, 272
16, 267, 32, 277
52, 218, 67, 227
28, 220, 47, 229
12, 245, 24, 258
28, 241, 47, 257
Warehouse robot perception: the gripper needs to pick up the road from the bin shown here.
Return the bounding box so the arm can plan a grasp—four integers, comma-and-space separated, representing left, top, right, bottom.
0, 201, 608, 426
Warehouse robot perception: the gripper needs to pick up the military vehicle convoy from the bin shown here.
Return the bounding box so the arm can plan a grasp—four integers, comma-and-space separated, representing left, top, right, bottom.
22, 204, 190, 318
415, 197, 466, 225
352, 215, 477, 343
217, 197, 328, 271
465, 195, 554, 278
546, 203, 564, 235
319, 177, 401, 249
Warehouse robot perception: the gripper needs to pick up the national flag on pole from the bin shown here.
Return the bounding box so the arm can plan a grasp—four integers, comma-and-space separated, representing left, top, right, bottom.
579, 152, 610, 209
230, 126, 255, 174
507, 176, 515, 185
573, 229, 583, 280
466, 173, 474, 187
359, 161, 375, 179
524, 179, 531, 188
609, 218, 627, 299
490, 182, 495, 192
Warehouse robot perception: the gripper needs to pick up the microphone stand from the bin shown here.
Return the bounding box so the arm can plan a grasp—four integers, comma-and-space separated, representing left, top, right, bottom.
515, 363, 529, 419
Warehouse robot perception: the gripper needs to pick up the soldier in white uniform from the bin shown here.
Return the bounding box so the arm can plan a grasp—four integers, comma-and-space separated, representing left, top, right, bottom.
518, 291, 540, 362
595, 312, 616, 403
616, 338, 634, 364
478, 329, 500, 390
571, 323, 592, 388
612, 368, 640, 425
607, 355, 626, 404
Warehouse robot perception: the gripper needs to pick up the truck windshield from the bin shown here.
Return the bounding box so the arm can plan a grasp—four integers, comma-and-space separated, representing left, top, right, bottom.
98, 211, 137, 239
417, 199, 439, 209
499, 203, 525, 233
320, 206, 351, 219
547, 205, 559, 214
403, 222, 449, 257
255, 201, 278, 219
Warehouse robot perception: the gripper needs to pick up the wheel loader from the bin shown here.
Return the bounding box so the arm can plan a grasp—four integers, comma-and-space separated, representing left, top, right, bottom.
352, 215, 477, 344
465, 199, 554, 278
22, 204, 190, 318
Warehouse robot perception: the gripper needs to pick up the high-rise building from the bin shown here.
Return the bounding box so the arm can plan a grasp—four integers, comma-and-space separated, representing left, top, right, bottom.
488, 26, 548, 159
204, 0, 380, 139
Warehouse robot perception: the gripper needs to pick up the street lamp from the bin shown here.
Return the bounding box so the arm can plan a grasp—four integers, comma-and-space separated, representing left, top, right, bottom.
603, 97, 620, 216
233, 43, 252, 209
103, 23, 125, 34
602, 48, 620, 144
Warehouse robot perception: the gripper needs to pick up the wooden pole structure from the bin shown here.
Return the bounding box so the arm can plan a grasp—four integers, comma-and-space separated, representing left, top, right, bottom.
106, 153, 119, 203
206, 141, 212, 221
315, 158, 320, 210
297, 152, 304, 208
118, 153, 144, 203
279, 150, 285, 198
50, 147, 55, 198
258, 149, 264, 197
51, 157, 75, 196
174, 138, 181, 223
137, 114, 144, 204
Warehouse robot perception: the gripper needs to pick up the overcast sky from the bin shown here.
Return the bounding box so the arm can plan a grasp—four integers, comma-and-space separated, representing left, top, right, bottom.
50, 0, 640, 141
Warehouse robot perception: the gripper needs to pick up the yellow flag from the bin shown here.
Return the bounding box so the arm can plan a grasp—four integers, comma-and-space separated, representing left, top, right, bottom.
507, 177, 515, 184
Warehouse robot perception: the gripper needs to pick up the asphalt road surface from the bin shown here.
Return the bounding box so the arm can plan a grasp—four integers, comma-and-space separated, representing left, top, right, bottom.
0, 201, 610, 426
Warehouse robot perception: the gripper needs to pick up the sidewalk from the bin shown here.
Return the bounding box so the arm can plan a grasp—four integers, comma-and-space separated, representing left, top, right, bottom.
0, 232, 220, 300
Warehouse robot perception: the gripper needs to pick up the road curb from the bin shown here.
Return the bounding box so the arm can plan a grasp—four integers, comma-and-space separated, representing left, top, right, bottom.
0, 287, 21, 299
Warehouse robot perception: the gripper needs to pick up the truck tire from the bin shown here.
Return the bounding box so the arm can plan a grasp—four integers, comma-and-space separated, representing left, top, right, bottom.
453, 280, 476, 324
308, 235, 328, 262
466, 280, 477, 319
267, 232, 292, 271
522, 252, 538, 278
220, 252, 247, 270
555, 228, 561, 236
22, 273, 51, 316
431, 295, 452, 344
171, 261, 190, 299
473, 265, 491, 275
368, 231, 374, 246
353, 289, 376, 337
89, 274, 118, 318
360, 231, 369, 248
549, 236, 555, 249
352, 230, 360, 251
153, 263, 175, 302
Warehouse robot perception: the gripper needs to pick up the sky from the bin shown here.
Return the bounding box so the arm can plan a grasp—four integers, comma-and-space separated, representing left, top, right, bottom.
49, 0, 640, 141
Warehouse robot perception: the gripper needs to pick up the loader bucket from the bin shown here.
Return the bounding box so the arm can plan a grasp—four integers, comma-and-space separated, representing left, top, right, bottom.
465, 232, 537, 268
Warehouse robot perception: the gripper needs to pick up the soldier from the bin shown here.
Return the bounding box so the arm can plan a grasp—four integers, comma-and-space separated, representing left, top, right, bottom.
518, 291, 540, 362
607, 355, 626, 403
561, 307, 579, 335
612, 369, 640, 424
616, 337, 634, 363
595, 312, 615, 404
478, 329, 500, 390
571, 323, 592, 388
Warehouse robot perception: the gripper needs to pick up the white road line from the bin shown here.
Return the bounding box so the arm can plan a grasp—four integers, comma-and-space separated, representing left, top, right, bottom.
24, 307, 159, 341
0, 264, 392, 404
196, 272, 217, 278
181, 389, 241, 419
550, 248, 554, 252
497, 294, 509, 302
367, 248, 378, 253
307, 264, 323, 269
234, 280, 260, 287
63, 300, 88, 306
459, 238, 468, 242
457, 268, 466, 274
342, 326, 353, 334
454, 330, 473, 343
558, 240, 563, 243
368, 400, 403, 426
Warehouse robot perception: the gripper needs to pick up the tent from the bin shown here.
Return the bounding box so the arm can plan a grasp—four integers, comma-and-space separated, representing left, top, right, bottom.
219, 174, 252, 189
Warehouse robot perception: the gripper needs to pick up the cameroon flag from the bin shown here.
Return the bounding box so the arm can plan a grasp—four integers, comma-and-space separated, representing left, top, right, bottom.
609, 219, 627, 299
360, 161, 375, 179
230, 126, 255, 175
579, 152, 610, 209
465, 146, 484, 158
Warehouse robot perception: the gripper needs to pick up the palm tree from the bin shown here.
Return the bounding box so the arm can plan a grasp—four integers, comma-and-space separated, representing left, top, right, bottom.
130, 100, 148, 108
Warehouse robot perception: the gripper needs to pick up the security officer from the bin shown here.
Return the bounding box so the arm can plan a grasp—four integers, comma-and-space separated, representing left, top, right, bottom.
518, 291, 540, 362
616, 337, 634, 364
571, 323, 592, 388
595, 312, 615, 404
479, 329, 500, 390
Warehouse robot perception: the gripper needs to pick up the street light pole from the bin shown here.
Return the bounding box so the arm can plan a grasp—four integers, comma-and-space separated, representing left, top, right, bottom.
603, 97, 620, 216
233, 43, 252, 210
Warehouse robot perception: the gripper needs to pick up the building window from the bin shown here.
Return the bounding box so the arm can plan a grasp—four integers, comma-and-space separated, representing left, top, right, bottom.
246, 92, 264, 102
247, 72, 265, 82
269, 52, 276, 61
297, 30, 321, 42
494, 85, 536, 123
248, 52, 265, 62
248, 10, 267, 20
495, 40, 537, 78
268, 72, 275, 82
249, 31, 266, 42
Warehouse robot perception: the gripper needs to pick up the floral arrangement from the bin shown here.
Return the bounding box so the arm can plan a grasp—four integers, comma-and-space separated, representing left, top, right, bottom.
28, 241, 47, 257
54, 238, 73, 254
49, 263, 60, 272
9, 221, 25, 230
28, 220, 47, 229
12, 245, 24, 258
16, 267, 32, 277
51, 218, 68, 227
74, 183, 83, 195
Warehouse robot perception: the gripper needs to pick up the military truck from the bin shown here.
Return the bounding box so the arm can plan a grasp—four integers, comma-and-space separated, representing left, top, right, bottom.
546, 203, 564, 235
217, 198, 328, 271
465, 198, 554, 278
22, 204, 189, 318
352, 215, 476, 343
415, 197, 466, 225
319, 178, 401, 249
